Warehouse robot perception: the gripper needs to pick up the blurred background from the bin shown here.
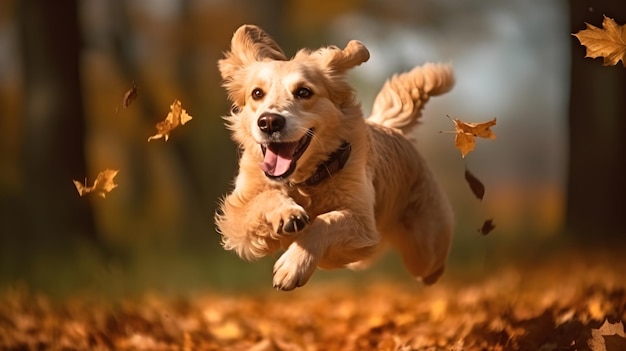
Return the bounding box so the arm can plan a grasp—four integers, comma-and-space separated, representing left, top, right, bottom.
0, 0, 624, 297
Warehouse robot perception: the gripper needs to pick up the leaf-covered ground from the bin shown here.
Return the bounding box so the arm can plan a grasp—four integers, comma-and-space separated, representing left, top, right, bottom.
1, 247, 625, 351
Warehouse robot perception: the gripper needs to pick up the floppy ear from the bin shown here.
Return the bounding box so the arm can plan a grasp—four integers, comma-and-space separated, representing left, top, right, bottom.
218, 25, 287, 81
314, 40, 370, 74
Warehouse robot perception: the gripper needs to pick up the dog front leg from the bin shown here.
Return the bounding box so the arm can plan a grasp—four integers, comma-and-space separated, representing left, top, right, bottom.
272, 209, 379, 290
216, 188, 310, 261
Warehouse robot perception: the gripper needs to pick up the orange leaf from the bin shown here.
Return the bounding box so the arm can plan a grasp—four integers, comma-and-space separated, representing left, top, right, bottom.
442, 116, 496, 158
73, 169, 119, 198
148, 99, 193, 142
573, 15, 626, 67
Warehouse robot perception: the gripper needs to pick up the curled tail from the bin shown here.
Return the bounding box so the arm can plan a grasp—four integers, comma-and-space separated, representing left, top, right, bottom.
367, 62, 454, 135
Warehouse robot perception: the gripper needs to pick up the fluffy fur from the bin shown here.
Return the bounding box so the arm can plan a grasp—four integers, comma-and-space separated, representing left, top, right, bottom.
215, 25, 454, 291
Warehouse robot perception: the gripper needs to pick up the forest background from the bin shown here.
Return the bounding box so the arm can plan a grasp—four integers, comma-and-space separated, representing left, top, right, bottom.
0, 0, 624, 297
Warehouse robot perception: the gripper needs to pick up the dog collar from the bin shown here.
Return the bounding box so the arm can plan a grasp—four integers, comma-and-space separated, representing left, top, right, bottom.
300, 141, 351, 186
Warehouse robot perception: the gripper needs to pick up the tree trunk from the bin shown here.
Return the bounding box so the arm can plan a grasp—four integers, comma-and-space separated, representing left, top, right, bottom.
16, 0, 97, 248
566, 1, 626, 240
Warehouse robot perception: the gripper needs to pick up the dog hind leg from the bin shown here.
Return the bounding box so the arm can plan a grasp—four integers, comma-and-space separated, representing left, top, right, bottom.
386, 176, 453, 284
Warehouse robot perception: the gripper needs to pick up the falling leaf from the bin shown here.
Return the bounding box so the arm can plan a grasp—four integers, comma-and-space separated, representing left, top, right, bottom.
121, 83, 138, 109
573, 15, 626, 67
479, 219, 495, 235
464, 167, 485, 201
73, 169, 119, 198
441, 116, 496, 158
116, 83, 138, 113
588, 320, 626, 351
148, 99, 193, 142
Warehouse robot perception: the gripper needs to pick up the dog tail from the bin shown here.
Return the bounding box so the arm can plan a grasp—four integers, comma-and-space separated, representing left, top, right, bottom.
367, 63, 454, 135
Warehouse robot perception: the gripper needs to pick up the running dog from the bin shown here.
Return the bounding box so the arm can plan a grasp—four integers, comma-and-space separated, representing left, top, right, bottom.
215, 25, 454, 291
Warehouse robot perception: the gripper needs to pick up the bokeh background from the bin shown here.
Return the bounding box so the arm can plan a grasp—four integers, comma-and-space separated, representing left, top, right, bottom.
0, 0, 624, 297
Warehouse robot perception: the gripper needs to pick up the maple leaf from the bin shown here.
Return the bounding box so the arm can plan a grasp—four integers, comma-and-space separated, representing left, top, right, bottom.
464, 167, 485, 201
442, 116, 496, 158
573, 15, 626, 67
147, 99, 193, 142
73, 169, 119, 198
588, 319, 626, 351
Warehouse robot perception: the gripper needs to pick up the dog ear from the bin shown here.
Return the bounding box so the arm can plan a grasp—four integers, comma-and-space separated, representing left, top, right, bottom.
219, 25, 287, 81
314, 40, 370, 74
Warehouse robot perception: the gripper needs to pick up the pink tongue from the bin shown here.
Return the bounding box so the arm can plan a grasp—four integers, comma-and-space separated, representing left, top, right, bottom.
260, 144, 295, 176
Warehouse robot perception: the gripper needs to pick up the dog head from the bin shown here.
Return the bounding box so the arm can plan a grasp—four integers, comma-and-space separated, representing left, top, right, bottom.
219, 25, 369, 182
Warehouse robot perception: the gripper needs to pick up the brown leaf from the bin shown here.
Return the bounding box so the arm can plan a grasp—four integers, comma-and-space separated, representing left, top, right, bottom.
464, 167, 485, 201
73, 169, 119, 198
573, 15, 626, 67
442, 116, 496, 158
605, 335, 626, 351
479, 219, 495, 235
148, 99, 193, 142
122, 83, 138, 109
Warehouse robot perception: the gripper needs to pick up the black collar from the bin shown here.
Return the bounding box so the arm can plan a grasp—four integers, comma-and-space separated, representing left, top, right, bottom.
299, 141, 351, 186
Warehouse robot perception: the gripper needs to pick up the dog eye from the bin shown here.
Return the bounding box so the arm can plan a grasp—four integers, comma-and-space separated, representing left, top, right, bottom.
251, 88, 265, 100
294, 87, 313, 99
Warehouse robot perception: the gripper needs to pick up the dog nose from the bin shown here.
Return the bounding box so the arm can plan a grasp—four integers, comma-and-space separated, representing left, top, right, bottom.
257, 113, 286, 134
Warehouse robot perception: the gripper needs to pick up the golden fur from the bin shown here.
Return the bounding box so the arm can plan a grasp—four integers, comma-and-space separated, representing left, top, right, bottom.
215, 25, 455, 291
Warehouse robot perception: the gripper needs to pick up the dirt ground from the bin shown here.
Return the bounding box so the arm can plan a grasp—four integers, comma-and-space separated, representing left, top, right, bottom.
1, 246, 625, 351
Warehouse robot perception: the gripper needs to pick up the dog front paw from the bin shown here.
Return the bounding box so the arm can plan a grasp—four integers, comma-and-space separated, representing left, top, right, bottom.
272, 244, 317, 291
267, 202, 310, 235
281, 213, 310, 233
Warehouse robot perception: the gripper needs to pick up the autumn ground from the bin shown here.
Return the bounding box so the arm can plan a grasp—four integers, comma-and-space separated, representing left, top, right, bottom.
1, 243, 625, 351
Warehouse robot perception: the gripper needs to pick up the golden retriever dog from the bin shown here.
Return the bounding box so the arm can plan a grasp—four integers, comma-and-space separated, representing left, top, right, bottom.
215, 25, 454, 291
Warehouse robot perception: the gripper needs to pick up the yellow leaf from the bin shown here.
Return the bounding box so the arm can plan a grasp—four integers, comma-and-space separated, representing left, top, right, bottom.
148, 99, 193, 142
573, 15, 626, 67
442, 116, 496, 158
73, 169, 119, 198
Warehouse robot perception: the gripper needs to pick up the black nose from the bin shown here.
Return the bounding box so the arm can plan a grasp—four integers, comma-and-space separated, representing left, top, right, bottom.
257, 113, 286, 134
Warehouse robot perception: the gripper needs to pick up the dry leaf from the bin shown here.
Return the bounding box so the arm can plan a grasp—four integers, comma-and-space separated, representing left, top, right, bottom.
479, 218, 495, 235
573, 15, 626, 67
588, 320, 626, 351
464, 167, 485, 201
122, 83, 138, 109
116, 83, 138, 113
210, 320, 243, 341
2, 255, 626, 351
442, 116, 496, 158
148, 99, 193, 142
73, 169, 119, 198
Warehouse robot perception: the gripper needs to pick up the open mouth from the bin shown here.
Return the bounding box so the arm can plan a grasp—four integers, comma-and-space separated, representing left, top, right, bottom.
260, 129, 314, 180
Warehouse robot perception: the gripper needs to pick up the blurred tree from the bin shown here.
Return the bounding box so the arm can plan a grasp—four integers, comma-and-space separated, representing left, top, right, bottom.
567, 1, 626, 240
14, 0, 102, 256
